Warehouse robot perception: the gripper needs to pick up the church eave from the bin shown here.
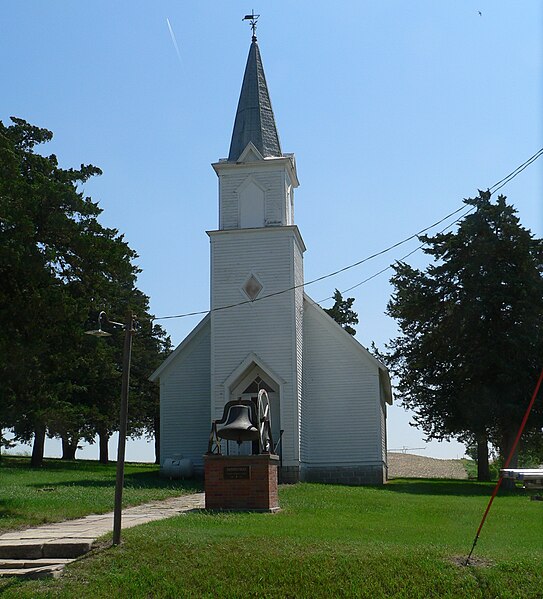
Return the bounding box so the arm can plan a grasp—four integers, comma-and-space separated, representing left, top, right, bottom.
207, 225, 306, 254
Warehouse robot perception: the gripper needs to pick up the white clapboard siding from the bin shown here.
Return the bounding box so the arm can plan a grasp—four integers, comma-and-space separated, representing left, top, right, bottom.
380, 400, 387, 462
159, 318, 211, 468
294, 238, 304, 460
218, 165, 291, 230
302, 296, 384, 465
209, 226, 305, 466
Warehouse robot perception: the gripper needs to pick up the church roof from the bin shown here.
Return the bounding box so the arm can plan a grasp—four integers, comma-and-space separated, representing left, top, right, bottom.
228, 39, 282, 162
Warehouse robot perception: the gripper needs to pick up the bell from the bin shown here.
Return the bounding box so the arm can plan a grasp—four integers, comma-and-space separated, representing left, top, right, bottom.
217, 404, 259, 445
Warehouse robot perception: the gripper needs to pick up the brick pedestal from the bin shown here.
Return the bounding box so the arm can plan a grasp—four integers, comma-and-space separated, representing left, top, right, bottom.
204, 454, 280, 512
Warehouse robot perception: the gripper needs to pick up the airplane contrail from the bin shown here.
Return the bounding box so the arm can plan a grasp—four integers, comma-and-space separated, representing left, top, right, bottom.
166, 17, 182, 65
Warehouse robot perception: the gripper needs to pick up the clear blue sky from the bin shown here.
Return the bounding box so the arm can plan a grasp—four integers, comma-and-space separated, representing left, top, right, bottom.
3, 1, 542, 461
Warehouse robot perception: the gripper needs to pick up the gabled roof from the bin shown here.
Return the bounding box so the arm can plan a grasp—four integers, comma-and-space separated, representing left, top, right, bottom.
149, 314, 210, 382
228, 39, 282, 162
303, 294, 393, 405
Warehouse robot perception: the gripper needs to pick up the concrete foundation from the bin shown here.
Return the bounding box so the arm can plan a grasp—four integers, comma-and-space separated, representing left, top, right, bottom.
279, 465, 300, 484
301, 464, 387, 485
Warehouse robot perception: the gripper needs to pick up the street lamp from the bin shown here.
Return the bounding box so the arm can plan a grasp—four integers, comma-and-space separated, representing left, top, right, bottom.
86, 310, 136, 545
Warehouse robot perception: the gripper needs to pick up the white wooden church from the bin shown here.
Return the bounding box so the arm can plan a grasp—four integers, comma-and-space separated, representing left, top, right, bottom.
150, 35, 392, 484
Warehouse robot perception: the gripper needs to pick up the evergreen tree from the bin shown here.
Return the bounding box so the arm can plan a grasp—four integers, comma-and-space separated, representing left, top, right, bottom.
324, 289, 359, 336
127, 314, 172, 464
385, 191, 543, 480
0, 117, 165, 464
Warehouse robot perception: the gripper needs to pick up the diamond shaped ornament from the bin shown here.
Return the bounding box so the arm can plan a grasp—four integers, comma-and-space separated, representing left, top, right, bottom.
243, 275, 263, 300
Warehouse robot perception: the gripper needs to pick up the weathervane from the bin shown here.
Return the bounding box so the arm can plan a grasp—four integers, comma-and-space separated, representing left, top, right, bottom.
243, 10, 260, 41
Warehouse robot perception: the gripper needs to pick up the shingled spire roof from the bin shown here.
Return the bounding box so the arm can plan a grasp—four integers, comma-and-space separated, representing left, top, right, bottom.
228, 39, 282, 162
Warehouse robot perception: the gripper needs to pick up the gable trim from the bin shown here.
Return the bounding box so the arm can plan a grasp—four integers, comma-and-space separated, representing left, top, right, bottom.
223, 352, 286, 403
237, 141, 265, 163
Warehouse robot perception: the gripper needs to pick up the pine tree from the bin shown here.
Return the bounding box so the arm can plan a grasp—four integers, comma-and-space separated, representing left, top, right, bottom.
324, 289, 359, 336
0, 117, 166, 465
385, 191, 543, 480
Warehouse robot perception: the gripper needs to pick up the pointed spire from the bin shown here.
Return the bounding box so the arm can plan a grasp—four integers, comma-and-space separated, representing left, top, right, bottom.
228, 40, 282, 162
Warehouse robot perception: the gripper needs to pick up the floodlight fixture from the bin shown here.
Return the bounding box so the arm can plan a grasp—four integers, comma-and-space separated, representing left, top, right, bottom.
84, 311, 124, 337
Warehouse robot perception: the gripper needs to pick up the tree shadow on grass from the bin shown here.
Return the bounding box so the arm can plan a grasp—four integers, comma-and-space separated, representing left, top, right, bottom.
381, 478, 525, 497
0, 501, 29, 535
0, 501, 24, 521
26, 471, 203, 492
1, 455, 161, 473
124, 470, 202, 491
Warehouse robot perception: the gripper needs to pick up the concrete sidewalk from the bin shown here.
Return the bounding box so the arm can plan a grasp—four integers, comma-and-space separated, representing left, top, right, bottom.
0, 492, 205, 579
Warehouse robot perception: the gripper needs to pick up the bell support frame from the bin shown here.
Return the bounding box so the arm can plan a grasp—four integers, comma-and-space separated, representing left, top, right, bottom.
207, 391, 274, 455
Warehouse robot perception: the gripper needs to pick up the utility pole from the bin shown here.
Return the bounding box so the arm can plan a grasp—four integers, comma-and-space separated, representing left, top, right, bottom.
112, 311, 135, 546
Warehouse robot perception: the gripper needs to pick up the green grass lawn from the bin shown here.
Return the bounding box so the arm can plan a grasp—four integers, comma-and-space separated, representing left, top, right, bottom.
1, 475, 542, 598
0, 456, 201, 533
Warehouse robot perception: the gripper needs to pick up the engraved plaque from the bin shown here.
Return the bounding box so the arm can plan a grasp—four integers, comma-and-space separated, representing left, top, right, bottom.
224, 466, 251, 480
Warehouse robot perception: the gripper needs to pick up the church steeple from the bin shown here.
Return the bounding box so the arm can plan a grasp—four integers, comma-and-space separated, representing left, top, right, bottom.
228, 39, 282, 162
213, 29, 298, 230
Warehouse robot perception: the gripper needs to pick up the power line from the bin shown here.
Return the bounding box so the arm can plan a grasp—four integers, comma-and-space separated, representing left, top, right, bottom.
488, 147, 543, 194
319, 147, 543, 304
319, 205, 475, 303
154, 204, 468, 321
154, 148, 543, 321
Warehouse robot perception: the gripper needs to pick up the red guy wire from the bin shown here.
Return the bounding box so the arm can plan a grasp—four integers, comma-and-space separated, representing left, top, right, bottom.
465, 364, 543, 565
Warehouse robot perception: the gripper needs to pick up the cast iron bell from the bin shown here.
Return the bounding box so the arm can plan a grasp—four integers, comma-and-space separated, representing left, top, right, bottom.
216, 404, 259, 445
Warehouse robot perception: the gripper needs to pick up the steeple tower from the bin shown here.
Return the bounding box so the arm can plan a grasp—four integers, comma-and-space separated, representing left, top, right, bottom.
208, 28, 305, 478
212, 36, 299, 231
